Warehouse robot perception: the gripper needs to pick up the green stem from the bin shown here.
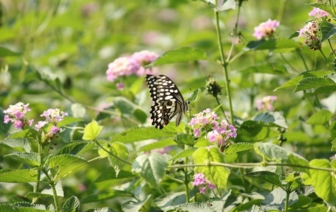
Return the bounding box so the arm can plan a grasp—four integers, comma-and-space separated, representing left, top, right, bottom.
284, 187, 290, 212
214, 7, 234, 124
214, 95, 228, 121
184, 155, 190, 203
296, 49, 309, 71
42, 169, 60, 212
32, 142, 43, 204
169, 161, 336, 172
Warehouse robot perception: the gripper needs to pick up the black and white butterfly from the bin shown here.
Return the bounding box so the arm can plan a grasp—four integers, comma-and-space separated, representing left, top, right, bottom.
145, 74, 189, 129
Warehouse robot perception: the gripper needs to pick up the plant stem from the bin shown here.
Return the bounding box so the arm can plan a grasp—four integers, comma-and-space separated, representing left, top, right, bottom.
94, 140, 132, 165
214, 7, 234, 124
42, 169, 60, 212
285, 188, 290, 212
184, 155, 190, 203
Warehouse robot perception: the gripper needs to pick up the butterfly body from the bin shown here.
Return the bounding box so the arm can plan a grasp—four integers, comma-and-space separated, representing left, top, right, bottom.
145, 74, 188, 129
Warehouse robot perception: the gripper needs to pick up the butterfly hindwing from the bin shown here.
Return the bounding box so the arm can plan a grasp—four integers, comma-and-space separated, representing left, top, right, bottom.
145, 74, 188, 129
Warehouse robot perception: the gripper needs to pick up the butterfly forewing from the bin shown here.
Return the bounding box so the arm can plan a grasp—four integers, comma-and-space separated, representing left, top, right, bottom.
145, 74, 188, 129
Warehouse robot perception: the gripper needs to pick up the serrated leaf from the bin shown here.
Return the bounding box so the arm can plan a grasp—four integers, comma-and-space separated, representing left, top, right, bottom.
41, 181, 64, 197
262, 187, 298, 208
306, 110, 332, 125
289, 195, 312, 209
236, 121, 271, 142
46, 154, 87, 169
111, 125, 186, 143
95, 168, 135, 182
320, 19, 336, 42
0, 137, 31, 152
82, 120, 103, 141
174, 133, 197, 146
245, 38, 300, 51
0, 202, 48, 212
188, 88, 203, 103
108, 142, 129, 175
170, 202, 215, 212
57, 116, 82, 128
295, 77, 336, 92
56, 141, 95, 155
155, 192, 186, 211
301, 159, 336, 206
112, 97, 147, 123
81, 190, 133, 203
0, 46, 21, 57
5, 152, 41, 166
275, 70, 333, 91
193, 147, 230, 189
138, 138, 176, 152
253, 111, 288, 128
132, 153, 169, 190
254, 142, 289, 162
245, 171, 283, 187
151, 47, 207, 66
62, 196, 80, 212
225, 143, 254, 154
0, 169, 38, 183
233, 199, 263, 211
26, 192, 54, 199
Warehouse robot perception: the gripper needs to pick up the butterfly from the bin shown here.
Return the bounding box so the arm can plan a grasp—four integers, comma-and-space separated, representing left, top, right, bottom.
145, 74, 189, 129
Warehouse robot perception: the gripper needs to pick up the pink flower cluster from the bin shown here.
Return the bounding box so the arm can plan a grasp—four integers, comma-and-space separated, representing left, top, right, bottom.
3, 102, 33, 129
253, 19, 280, 40
298, 7, 329, 50
106, 50, 159, 90
35, 108, 68, 138
193, 173, 216, 194
256, 96, 277, 111
308, 7, 329, 18
189, 109, 237, 146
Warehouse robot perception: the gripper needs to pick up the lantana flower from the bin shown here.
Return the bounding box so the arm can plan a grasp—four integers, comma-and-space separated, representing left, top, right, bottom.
256, 96, 277, 111
308, 7, 329, 18
253, 19, 280, 40
189, 109, 237, 147
193, 173, 216, 194
106, 50, 159, 89
3, 102, 33, 129
36, 108, 68, 141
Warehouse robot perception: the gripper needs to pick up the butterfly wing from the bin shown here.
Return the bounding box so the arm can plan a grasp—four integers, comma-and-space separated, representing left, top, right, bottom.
145, 74, 188, 129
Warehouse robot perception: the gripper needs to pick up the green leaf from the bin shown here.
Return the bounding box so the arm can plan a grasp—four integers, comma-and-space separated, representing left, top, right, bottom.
108, 142, 129, 175
174, 133, 197, 146
262, 187, 298, 208
170, 148, 196, 161
82, 120, 103, 141
245, 38, 300, 51
233, 199, 263, 212
56, 141, 95, 155
122, 195, 153, 212
302, 159, 336, 206
151, 47, 207, 66
26, 192, 54, 199
245, 171, 283, 187
111, 125, 186, 143
289, 195, 312, 210
138, 138, 176, 152
155, 192, 186, 211
4, 152, 41, 166
225, 143, 254, 154
0, 169, 37, 183
253, 111, 288, 128
295, 77, 336, 92
62, 196, 80, 212
306, 110, 332, 125
57, 116, 82, 128
236, 121, 272, 142
287, 153, 309, 173
254, 142, 289, 162
275, 70, 333, 91
0, 202, 48, 212
81, 190, 133, 203
132, 153, 169, 190
0, 137, 31, 152
188, 88, 204, 103
167, 202, 215, 212
193, 147, 230, 189
95, 168, 135, 182
112, 97, 147, 123
320, 19, 336, 42
46, 154, 87, 169
0, 46, 21, 57
330, 120, 336, 141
